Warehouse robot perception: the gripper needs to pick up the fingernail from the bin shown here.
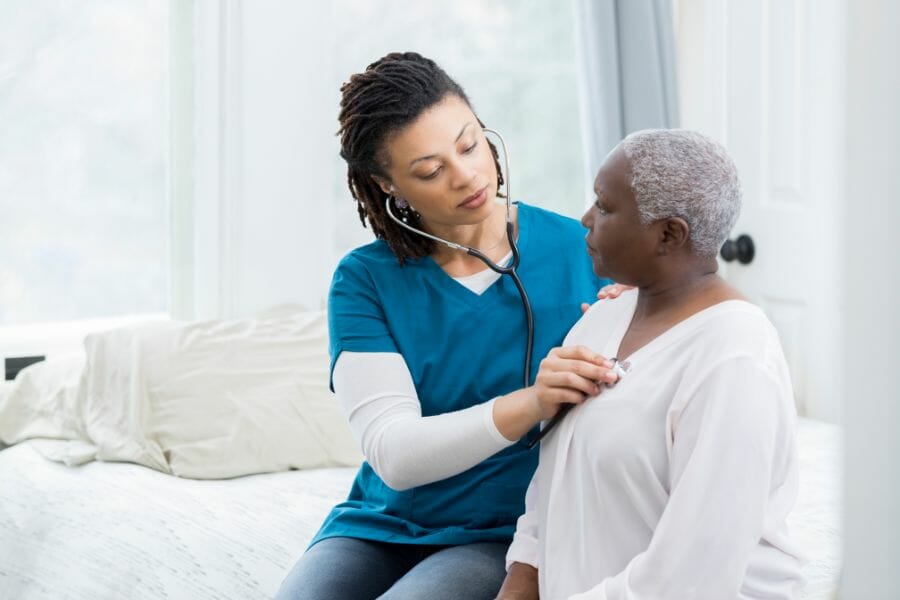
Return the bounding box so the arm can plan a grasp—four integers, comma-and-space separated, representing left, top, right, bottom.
602, 359, 613, 368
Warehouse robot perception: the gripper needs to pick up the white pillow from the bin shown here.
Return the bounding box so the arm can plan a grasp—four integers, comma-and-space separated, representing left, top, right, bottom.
0, 310, 362, 478
0, 353, 85, 446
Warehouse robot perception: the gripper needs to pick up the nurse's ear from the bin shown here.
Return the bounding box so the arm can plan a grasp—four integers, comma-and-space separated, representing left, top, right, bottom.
372, 175, 394, 196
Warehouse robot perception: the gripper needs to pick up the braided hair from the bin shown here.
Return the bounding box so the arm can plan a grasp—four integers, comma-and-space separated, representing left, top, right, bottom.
337, 52, 505, 264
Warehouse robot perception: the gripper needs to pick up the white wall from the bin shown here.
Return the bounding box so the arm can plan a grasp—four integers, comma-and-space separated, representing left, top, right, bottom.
673, 0, 845, 423
840, 0, 900, 596
675, 1, 900, 592
185, 1, 338, 320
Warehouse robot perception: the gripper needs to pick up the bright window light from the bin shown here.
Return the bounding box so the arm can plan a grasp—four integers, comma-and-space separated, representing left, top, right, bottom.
0, 1, 169, 326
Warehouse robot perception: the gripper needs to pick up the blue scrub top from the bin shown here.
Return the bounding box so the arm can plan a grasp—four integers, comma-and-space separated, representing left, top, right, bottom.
312, 202, 608, 547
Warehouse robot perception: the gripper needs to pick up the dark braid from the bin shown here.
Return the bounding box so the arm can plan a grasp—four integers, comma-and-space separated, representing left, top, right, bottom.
337, 52, 505, 264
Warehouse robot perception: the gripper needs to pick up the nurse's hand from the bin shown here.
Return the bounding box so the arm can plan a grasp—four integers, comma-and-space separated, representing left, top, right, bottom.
532, 345, 617, 420
492, 346, 617, 441
581, 282, 635, 314
597, 282, 632, 299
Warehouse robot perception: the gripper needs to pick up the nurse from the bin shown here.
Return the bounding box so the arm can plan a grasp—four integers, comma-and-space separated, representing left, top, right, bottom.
276, 52, 620, 600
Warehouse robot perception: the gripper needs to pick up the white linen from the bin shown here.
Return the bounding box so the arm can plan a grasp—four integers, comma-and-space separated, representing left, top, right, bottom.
0, 310, 362, 478
0, 419, 840, 600
0, 439, 357, 600
788, 418, 842, 600
0, 353, 85, 445
333, 351, 512, 491
509, 291, 805, 599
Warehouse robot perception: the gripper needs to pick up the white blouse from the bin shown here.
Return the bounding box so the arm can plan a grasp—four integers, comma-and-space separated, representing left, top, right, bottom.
506, 290, 805, 599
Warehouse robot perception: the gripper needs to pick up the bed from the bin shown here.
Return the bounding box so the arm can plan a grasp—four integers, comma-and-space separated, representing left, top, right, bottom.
0, 438, 355, 600
0, 418, 842, 600
0, 310, 842, 599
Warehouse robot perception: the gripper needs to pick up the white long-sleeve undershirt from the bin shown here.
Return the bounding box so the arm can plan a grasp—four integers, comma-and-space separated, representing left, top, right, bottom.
331, 259, 515, 492
332, 351, 515, 491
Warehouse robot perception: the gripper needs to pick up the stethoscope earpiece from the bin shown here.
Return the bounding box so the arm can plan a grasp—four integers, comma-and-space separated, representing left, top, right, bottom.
382, 129, 534, 391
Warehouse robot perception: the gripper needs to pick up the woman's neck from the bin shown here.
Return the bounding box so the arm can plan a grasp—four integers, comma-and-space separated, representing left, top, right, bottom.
429, 203, 516, 275
633, 260, 740, 322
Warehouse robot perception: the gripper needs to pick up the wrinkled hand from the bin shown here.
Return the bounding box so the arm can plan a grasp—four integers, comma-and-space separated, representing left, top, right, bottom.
532, 345, 618, 420
581, 282, 635, 313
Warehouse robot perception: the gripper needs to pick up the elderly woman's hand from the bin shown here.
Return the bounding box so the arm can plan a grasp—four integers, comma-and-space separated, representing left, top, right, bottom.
532, 345, 618, 420
495, 562, 539, 600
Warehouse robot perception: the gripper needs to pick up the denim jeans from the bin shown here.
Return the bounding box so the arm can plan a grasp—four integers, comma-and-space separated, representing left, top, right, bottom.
275, 536, 509, 600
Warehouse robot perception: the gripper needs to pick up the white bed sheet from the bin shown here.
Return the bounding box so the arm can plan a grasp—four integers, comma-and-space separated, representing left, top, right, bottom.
0, 418, 841, 600
0, 439, 357, 600
790, 418, 843, 599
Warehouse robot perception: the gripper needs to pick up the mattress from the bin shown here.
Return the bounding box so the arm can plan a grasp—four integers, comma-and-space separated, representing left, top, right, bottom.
0, 439, 357, 600
0, 419, 841, 600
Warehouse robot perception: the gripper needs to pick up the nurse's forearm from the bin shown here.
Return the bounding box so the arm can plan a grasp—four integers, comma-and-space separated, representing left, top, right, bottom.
362, 399, 515, 491
336, 352, 517, 491
493, 388, 543, 441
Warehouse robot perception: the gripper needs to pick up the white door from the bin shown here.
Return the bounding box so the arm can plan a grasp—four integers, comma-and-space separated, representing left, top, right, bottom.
675, 0, 845, 422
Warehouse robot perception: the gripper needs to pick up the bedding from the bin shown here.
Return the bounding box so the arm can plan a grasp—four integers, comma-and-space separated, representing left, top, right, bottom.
0, 310, 362, 478
0, 438, 357, 600
0, 418, 841, 600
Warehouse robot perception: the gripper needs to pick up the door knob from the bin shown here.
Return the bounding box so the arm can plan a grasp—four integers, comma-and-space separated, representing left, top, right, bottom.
720, 234, 755, 264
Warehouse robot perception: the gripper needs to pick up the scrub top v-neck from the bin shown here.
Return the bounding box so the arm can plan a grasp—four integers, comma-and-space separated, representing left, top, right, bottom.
421, 210, 529, 307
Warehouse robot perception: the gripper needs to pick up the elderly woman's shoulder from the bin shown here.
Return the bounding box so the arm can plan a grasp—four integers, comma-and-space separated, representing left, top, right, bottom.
695, 299, 783, 359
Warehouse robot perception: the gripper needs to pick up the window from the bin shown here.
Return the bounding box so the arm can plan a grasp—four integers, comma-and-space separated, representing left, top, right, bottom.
331, 0, 587, 255
0, 1, 169, 326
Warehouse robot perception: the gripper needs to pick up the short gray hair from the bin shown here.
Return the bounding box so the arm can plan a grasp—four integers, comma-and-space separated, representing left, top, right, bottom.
621, 129, 741, 257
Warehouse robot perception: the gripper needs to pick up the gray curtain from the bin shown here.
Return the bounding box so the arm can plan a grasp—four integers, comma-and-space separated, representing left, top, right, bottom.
575, 0, 679, 183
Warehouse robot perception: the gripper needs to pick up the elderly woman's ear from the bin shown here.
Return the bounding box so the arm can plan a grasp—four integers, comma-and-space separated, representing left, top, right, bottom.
658, 217, 691, 254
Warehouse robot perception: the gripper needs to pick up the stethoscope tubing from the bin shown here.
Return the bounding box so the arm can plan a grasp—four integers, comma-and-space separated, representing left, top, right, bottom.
383, 128, 534, 391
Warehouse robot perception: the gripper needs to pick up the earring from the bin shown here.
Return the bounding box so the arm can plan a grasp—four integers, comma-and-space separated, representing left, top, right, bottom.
389, 188, 418, 223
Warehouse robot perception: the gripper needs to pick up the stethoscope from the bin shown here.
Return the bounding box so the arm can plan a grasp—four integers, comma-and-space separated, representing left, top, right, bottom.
384, 128, 625, 448
384, 128, 535, 394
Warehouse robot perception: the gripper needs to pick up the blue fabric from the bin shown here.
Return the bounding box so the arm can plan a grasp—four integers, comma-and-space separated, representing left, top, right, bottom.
313, 203, 607, 548
275, 537, 508, 600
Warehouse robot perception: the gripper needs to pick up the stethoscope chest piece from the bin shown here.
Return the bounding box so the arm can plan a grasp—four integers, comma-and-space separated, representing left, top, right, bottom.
605, 358, 631, 387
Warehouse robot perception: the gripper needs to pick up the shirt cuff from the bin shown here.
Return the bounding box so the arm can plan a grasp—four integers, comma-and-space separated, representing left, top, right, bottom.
505, 531, 540, 571
482, 397, 517, 447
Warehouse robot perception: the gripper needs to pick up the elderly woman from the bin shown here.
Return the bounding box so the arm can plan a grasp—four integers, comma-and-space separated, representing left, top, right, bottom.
497, 129, 805, 600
